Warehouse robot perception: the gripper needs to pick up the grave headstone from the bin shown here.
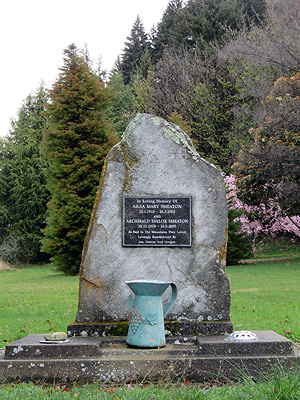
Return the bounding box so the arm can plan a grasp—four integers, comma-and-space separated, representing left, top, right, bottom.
69, 113, 232, 336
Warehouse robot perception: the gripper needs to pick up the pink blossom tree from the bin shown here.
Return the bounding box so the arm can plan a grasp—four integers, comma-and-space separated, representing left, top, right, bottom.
224, 175, 300, 248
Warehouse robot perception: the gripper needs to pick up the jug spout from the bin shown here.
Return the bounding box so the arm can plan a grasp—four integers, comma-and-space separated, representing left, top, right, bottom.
126, 280, 172, 296
125, 280, 177, 348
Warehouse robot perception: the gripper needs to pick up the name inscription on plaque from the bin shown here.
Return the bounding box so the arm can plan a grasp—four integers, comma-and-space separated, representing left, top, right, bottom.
123, 196, 192, 247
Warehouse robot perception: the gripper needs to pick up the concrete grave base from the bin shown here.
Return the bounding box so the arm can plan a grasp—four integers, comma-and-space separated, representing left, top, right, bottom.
67, 320, 233, 337
0, 331, 299, 383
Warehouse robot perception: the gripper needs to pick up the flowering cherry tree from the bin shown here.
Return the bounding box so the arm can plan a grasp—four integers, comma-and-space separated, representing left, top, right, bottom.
224, 175, 300, 247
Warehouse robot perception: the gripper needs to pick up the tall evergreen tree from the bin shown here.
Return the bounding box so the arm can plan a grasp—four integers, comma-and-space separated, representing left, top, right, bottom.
151, 0, 267, 57
121, 15, 149, 84
151, 0, 184, 62
107, 70, 134, 136
185, 0, 242, 44
42, 44, 117, 275
0, 85, 49, 262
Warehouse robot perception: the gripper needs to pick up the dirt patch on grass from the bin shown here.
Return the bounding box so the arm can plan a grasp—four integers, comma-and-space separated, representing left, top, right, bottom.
0, 259, 14, 271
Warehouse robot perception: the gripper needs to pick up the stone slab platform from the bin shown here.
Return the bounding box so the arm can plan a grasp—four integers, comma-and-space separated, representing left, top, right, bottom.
67, 320, 233, 336
0, 331, 299, 383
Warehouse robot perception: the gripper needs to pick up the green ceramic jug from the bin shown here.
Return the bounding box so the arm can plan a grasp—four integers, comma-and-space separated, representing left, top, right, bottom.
126, 280, 177, 348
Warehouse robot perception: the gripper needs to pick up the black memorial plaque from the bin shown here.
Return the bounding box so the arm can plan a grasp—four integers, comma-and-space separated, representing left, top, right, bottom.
123, 196, 192, 247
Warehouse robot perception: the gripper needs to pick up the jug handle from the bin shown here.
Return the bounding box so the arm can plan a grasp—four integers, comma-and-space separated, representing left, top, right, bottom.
163, 283, 177, 318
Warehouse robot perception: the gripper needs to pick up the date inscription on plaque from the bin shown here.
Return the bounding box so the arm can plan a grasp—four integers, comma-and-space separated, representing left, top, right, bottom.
123, 196, 192, 247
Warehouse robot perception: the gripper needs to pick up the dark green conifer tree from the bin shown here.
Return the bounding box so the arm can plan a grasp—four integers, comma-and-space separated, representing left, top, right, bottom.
0, 85, 49, 263
179, 0, 245, 48
237, 0, 266, 25
151, 0, 184, 62
151, 0, 267, 57
121, 15, 149, 84
42, 44, 117, 275
107, 70, 134, 136
226, 209, 252, 265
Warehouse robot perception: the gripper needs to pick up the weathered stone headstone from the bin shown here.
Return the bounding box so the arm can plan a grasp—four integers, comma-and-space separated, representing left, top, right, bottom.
69, 113, 232, 336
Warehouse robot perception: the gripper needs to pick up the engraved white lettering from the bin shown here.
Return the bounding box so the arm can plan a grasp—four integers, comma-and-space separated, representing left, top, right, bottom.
123, 196, 191, 247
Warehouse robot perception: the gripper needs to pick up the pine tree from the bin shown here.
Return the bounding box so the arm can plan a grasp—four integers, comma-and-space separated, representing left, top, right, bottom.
151, 0, 267, 58
107, 70, 134, 136
226, 209, 252, 265
42, 44, 117, 275
151, 0, 184, 62
0, 85, 49, 262
180, 0, 241, 47
121, 15, 149, 84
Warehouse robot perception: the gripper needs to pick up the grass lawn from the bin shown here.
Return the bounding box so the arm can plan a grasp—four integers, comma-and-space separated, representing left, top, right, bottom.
0, 265, 78, 347
227, 259, 300, 342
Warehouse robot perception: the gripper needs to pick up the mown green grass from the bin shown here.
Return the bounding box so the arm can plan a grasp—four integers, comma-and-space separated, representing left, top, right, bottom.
0, 265, 78, 347
227, 259, 300, 342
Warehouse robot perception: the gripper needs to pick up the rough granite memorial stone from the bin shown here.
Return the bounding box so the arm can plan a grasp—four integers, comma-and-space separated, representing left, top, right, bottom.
69, 113, 232, 336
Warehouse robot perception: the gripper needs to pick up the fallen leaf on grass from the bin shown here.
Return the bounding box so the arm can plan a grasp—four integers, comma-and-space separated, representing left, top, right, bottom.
183, 378, 192, 387
105, 388, 115, 393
